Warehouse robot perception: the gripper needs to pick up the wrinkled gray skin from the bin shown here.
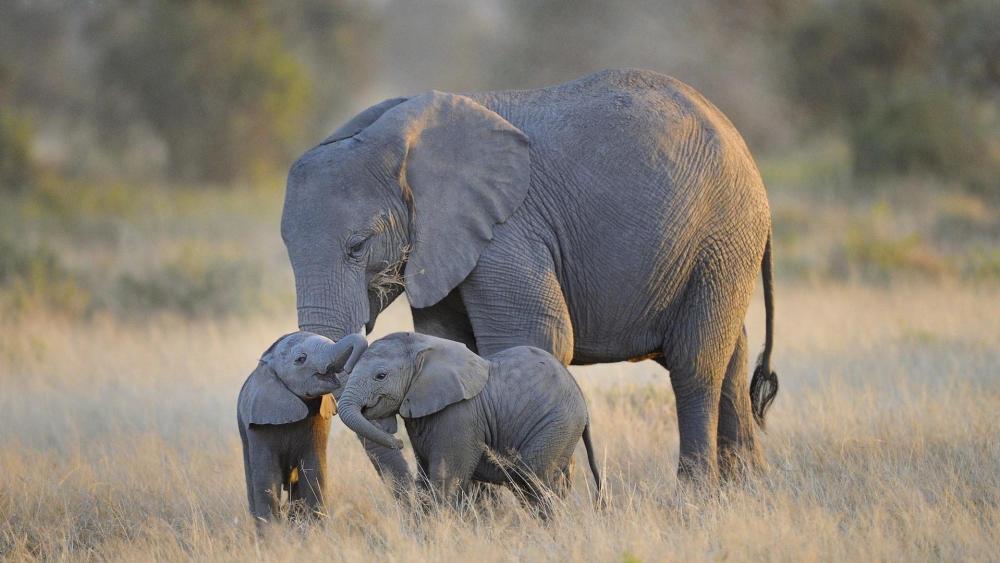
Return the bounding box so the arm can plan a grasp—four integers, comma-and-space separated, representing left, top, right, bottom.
237, 332, 367, 527
282, 68, 778, 484
338, 333, 601, 514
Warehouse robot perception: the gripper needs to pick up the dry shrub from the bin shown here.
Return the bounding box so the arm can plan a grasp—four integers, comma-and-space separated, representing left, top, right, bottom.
114, 245, 262, 317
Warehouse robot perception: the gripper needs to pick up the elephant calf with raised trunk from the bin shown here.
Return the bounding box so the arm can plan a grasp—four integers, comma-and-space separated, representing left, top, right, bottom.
337, 332, 602, 515
237, 331, 366, 527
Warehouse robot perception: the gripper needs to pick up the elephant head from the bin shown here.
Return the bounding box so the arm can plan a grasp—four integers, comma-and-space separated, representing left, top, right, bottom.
240, 332, 368, 425
281, 92, 531, 341
336, 333, 490, 450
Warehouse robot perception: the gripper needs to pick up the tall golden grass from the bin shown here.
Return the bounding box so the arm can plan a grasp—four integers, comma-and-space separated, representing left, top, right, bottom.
2, 284, 998, 561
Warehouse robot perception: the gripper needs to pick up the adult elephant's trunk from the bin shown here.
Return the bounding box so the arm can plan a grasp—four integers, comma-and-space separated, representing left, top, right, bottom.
337, 386, 403, 450
295, 269, 370, 341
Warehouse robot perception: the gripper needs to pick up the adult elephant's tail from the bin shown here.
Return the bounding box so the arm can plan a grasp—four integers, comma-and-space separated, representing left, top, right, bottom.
750, 232, 779, 428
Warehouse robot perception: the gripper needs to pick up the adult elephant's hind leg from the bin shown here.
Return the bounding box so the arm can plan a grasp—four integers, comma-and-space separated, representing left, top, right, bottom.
661, 273, 747, 484
660, 355, 724, 483
718, 326, 764, 479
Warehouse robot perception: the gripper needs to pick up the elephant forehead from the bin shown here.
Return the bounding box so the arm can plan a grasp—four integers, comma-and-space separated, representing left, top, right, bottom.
302, 333, 334, 348
368, 334, 412, 356
355, 350, 403, 372
288, 142, 373, 195
359, 346, 398, 364
275, 332, 312, 356
288, 143, 342, 183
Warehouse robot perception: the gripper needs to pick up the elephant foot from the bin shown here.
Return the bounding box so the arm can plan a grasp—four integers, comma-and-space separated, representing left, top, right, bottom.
676, 454, 720, 489
718, 446, 767, 483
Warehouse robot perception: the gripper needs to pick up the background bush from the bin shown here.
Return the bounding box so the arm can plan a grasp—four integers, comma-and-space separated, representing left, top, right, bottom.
0, 0, 997, 318
96, 1, 313, 183
0, 107, 34, 193
0, 0, 374, 185
784, 0, 1000, 192
1, 0, 996, 193
0, 237, 91, 317
115, 246, 262, 317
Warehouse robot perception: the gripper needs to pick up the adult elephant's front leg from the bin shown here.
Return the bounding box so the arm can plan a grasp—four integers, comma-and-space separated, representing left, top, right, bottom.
411, 288, 478, 353
459, 238, 574, 363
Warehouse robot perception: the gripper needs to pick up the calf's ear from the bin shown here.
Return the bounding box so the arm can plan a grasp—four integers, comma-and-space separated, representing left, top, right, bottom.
399, 337, 489, 418
239, 363, 309, 425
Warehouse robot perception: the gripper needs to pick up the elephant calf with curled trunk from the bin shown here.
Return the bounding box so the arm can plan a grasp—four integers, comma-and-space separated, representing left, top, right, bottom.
338, 332, 602, 515
237, 331, 366, 527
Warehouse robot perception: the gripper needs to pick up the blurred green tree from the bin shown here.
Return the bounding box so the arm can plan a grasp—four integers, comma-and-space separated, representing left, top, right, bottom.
265, 0, 378, 140
0, 60, 35, 193
0, 108, 36, 194
494, 0, 801, 151
784, 0, 999, 191
96, 1, 313, 183
940, 0, 1000, 95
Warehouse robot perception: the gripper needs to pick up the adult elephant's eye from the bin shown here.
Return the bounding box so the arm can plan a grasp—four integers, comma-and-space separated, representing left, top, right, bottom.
347, 234, 370, 260
294, 353, 307, 365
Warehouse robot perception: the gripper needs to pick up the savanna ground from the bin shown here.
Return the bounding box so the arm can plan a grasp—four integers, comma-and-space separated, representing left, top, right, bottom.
2, 147, 999, 561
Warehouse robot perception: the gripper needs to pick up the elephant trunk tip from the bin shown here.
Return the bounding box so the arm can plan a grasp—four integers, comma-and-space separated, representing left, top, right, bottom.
338, 394, 404, 450
380, 435, 405, 450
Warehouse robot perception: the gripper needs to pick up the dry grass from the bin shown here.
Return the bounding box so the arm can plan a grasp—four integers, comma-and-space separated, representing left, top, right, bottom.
1, 284, 998, 561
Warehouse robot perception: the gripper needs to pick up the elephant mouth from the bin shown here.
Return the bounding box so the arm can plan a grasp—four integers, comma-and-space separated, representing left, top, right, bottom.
361, 400, 378, 417
361, 395, 393, 417
314, 368, 343, 387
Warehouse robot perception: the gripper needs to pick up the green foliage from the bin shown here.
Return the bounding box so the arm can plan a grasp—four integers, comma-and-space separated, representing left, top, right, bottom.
0, 0, 375, 186
0, 108, 35, 193
940, 0, 1000, 94
964, 249, 1000, 282
784, 0, 1000, 192
115, 246, 262, 317
0, 53, 35, 193
264, 0, 378, 140
0, 237, 91, 317
97, 1, 313, 183
786, 0, 934, 122
849, 81, 983, 178
831, 228, 950, 282
932, 193, 999, 242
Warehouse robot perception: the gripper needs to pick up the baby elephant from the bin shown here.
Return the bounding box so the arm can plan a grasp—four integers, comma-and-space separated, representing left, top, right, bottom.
237, 331, 367, 526
337, 332, 601, 514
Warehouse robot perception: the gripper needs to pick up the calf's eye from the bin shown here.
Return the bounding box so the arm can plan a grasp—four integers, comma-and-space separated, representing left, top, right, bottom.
374, 372, 387, 381
294, 353, 307, 365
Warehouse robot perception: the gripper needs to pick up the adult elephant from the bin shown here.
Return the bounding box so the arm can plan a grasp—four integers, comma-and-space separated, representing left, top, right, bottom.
281, 69, 778, 483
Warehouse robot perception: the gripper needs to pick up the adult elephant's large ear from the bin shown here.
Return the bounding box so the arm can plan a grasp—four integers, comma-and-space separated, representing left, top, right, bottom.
318, 97, 409, 145
367, 91, 530, 308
